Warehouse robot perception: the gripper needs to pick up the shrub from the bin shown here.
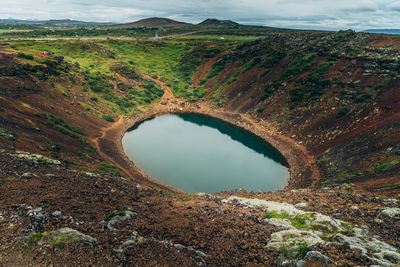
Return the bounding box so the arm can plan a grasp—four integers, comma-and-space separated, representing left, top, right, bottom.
17, 52, 34, 60
102, 115, 115, 122
337, 106, 350, 118
281, 53, 317, 80
289, 86, 323, 103
207, 63, 225, 79
105, 210, 127, 222
85, 145, 96, 153
242, 57, 261, 73
354, 91, 372, 103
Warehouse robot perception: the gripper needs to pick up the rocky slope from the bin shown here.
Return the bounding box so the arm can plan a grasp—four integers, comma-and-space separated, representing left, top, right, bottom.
192, 30, 400, 192
0, 31, 399, 266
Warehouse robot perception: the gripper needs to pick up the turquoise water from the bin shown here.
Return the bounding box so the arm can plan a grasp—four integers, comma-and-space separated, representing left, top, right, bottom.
122, 113, 289, 193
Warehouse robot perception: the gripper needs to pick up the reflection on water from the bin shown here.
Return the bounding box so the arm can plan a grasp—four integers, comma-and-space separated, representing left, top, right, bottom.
123, 114, 289, 193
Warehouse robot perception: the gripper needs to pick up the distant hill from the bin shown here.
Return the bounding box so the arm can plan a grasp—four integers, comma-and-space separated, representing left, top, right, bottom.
198, 19, 239, 27
111, 17, 190, 28
364, 29, 400, 35
0, 18, 113, 27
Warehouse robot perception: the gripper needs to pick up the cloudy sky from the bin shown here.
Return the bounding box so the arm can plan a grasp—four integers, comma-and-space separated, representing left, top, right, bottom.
2, 0, 400, 30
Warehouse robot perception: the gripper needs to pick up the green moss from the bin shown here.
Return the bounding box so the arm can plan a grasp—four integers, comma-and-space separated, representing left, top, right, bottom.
92, 161, 122, 176
265, 210, 291, 220
49, 233, 81, 248
28, 232, 42, 243
105, 210, 127, 222
291, 214, 312, 229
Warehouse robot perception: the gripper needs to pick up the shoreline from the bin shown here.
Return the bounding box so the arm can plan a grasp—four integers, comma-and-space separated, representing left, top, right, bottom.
94, 100, 320, 194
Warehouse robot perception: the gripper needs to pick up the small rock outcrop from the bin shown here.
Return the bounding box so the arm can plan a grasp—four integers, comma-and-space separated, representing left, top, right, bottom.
381, 207, 400, 218
51, 228, 98, 248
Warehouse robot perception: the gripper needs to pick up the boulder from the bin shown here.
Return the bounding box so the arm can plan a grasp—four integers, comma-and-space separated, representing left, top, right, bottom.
51, 228, 98, 248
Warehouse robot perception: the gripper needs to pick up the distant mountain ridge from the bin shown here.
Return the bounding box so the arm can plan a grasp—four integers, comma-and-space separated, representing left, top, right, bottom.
0, 18, 113, 27
364, 29, 400, 35
111, 17, 190, 28
198, 19, 239, 27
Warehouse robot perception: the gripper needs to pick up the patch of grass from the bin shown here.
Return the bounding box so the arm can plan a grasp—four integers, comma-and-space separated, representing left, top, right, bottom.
105, 210, 127, 222
337, 106, 350, 118
289, 85, 324, 104
28, 232, 43, 243
49, 233, 81, 248
242, 57, 261, 73
102, 115, 115, 122
17, 52, 34, 60
280, 53, 317, 80
265, 210, 291, 220
85, 145, 97, 153
291, 214, 312, 230
93, 161, 122, 177
354, 91, 372, 103
296, 240, 309, 257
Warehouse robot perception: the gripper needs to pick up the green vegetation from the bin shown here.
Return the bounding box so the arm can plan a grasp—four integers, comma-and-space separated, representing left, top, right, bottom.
181, 35, 259, 41
289, 85, 324, 104
93, 161, 122, 176
16, 52, 34, 60
37, 113, 85, 139
265, 211, 315, 231
85, 145, 97, 153
105, 210, 128, 222
242, 57, 261, 72
28, 232, 43, 243
361, 157, 400, 174
280, 53, 317, 80
337, 106, 350, 118
265, 210, 290, 220
0, 127, 16, 140
102, 115, 115, 122
354, 91, 372, 103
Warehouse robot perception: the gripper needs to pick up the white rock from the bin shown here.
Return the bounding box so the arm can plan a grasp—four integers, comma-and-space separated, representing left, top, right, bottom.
223, 196, 400, 266
381, 208, 400, 218
294, 203, 308, 209
266, 229, 324, 250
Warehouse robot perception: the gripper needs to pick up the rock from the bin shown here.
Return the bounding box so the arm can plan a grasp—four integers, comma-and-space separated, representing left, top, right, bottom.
107, 210, 137, 232
51, 228, 98, 248
383, 198, 398, 205
0, 215, 4, 221
225, 196, 400, 266
294, 203, 308, 209
350, 206, 359, 211
381, 208, 400, 218
52, 211, 62, 218
115, 232, 138, 253
305, 251, 331, 266
116, 240, 136, 253
296, 260, 305, 267
27, 207, 47, 232
379, 250, 400, 263
266, 229, 324, 252
21, 172, 37, 178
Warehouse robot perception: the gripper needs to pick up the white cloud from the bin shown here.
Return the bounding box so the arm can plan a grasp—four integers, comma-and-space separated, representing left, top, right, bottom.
1, 0, 400, 30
